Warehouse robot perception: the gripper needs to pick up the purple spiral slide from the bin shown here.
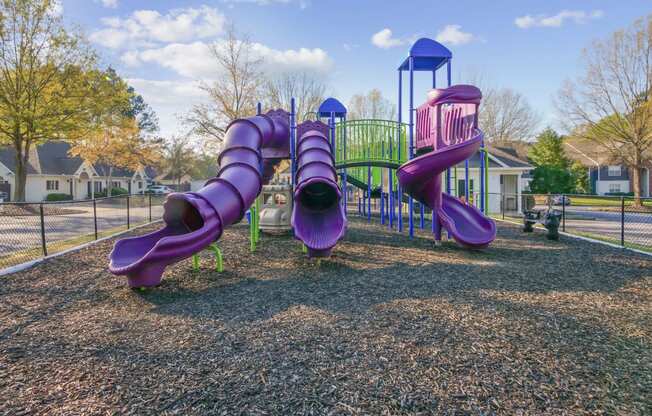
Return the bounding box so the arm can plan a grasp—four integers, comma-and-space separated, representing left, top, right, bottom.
291, 121, 346, 257
109, 111, 289, 287
398, 85, 496, 248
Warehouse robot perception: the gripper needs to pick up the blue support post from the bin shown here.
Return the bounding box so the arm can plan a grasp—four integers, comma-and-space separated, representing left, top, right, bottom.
388, 170, 394, 229
420, 204, 424, 229
290, 98, 296, 189
342, 115, 348, 217
257, 102, 262, 115
465, 159, 469, 204
367, 165, 372, 222
408, 57, 414, 238
397, 69, 403, 232
480, 143, 485, 213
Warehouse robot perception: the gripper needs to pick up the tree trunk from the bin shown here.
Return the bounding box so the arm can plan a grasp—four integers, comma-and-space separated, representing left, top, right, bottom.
632, 165, 642, 207
107, 167, 113, 198
14, 155, 27, 202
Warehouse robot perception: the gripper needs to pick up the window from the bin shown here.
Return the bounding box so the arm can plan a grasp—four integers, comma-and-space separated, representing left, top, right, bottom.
111, 181, 121, 189
94, 181, 102, 193
138, 181, 143, 189
609, 183, 621, 193
46, 180, 59, 191
607, 165, 621, 177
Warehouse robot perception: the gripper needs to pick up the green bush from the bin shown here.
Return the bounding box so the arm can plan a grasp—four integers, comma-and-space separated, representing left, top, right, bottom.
45, 193, 73, 201
604, 191, 635, 197
95, 187, 129, 198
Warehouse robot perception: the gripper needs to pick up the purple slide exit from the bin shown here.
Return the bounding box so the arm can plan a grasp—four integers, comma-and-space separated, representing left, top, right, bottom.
398, 85, 496, 248
109, 111, 290, 287
291, 121, 346, 257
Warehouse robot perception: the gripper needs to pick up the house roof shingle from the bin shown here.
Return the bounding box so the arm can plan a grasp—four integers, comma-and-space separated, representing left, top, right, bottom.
0, 141, 152, 179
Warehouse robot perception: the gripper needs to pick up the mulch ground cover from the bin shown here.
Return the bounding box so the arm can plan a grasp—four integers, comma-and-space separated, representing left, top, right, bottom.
1, 216, 650, 415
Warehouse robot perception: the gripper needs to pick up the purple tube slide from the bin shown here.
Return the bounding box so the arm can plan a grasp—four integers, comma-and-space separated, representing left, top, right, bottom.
291, 121, 346, 257
109, 111, 289, 287
397, 134, 496, 248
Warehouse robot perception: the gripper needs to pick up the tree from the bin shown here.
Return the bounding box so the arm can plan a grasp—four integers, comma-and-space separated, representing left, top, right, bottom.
481, 87, 539, 142
558, 14, 652, 205
528, 128, 587, 194
529, 166, 575, 194
348, 89, 396, 120
529, 128, 570, 169
263, 71, 327, 122
0, 0, 98, 201
186, 25, 261, 146
163, 136, 196, 186
69, 70, 161, 197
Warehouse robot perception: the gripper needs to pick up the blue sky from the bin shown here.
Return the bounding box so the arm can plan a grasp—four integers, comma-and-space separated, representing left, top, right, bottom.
60, 0, 651, 138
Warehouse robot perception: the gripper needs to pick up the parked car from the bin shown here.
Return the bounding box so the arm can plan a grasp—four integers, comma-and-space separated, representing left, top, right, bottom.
0, 191, 7, 202
143, 185, 173, 195
552, 195, 571, 206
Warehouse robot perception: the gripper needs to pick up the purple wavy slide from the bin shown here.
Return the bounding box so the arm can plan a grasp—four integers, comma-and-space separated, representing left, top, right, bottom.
109, 111, 289, 287
397, 85, 496, 248
291, 121, 346, 257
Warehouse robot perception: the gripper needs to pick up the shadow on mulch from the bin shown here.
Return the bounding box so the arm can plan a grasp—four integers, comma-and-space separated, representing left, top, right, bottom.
1, 216, 650, 415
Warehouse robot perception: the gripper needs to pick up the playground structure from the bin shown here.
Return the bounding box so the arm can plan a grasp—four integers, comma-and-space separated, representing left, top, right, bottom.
259, 184, 293, 233
109, 37, 496, 287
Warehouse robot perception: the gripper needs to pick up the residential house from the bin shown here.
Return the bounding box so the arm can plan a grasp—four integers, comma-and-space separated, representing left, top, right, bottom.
0, 141, 153, 202
564, 140, 651, 196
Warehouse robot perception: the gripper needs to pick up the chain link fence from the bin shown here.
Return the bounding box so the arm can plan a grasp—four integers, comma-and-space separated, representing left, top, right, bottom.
481, 192, 652, 253
348, 188, 652, 253
0, 194, 166, 270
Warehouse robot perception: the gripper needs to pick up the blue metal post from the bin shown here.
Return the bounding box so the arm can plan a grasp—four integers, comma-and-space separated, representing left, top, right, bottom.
290, 98, 296, 189
408, 57, 414, 238
397, 69, 403, 232
342, 115, 348, 217
367, 165, 372, 222
480, 144, 485, 213
257, 102, 262, 115
465, 159, 469, 203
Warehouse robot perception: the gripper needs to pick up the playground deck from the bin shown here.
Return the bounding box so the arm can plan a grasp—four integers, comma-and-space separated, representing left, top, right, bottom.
1, 218, 650, 415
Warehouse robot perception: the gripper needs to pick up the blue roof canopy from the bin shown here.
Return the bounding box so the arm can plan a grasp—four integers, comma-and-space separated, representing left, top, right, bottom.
398, 38, 452, 71
318, 97, 347, 117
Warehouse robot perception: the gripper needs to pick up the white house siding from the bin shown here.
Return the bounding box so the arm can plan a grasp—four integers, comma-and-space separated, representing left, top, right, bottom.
437, 168, 528, 214
596, 180, 630, 195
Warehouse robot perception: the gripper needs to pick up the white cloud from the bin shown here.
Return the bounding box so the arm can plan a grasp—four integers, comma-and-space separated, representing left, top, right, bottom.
221, 0, 310, 8
90, 6, 227, 49
515, 9, 604, 29
127, 79, 208, 137
435, 25, 477, 45
123, 41, 333, 79
342, 43, 358, 52
95, 0, 118, 8
371, 28, 406, 49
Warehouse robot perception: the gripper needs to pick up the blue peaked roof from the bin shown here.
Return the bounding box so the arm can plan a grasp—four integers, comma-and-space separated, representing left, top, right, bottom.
398, 38, 452, 71
318, 97, 347, 117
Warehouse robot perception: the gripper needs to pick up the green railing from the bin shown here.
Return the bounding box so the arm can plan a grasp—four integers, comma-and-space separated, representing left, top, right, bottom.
335, 119, 408, 168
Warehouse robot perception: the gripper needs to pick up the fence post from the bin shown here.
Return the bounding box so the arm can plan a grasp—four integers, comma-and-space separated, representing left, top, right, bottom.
620, 196, 625, 247
93, 199, 98, 240
126, 195, 130, 229
39, 203, 47, 257
562, 194, 566, 232
501, 192, 505, 220
148, 194, 152, 222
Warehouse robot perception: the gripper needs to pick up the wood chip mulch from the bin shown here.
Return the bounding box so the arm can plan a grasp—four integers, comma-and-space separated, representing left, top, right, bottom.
1, 217, 650, 415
